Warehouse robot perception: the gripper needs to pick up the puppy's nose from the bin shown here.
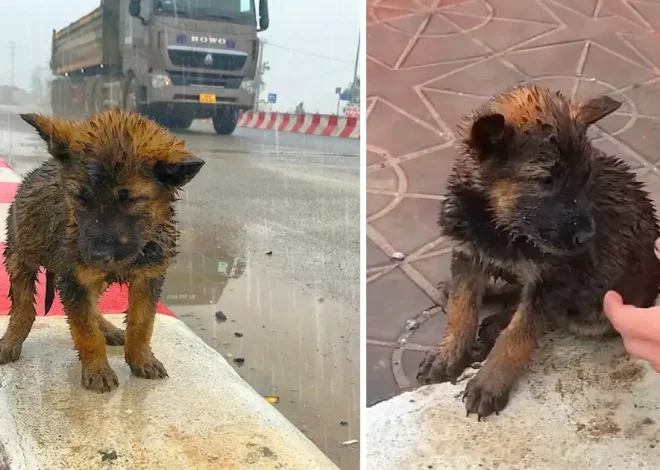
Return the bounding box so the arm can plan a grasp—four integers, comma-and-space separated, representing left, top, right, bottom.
573, 228, 595, 247
89, 245, 114, 264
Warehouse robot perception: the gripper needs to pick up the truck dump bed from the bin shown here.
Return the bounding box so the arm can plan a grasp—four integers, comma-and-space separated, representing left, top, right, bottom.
51, 0, 122, 75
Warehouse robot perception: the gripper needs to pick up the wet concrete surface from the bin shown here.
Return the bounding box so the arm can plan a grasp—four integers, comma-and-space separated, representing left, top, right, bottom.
0, 110, 359, 469
232, 126, 359, 156
0, 315, 339, 470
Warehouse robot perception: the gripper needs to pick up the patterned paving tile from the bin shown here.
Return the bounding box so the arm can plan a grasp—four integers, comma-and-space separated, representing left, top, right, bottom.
366, 0, 660, 406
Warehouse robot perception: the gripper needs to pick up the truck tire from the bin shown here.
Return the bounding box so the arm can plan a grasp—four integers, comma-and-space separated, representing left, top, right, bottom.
212, 107, 239, 135
123, 76, 139, 114
85, 77, 103, 116
51, 80, 69, 116
50, 81, 61, 116
165, 115, 194, 131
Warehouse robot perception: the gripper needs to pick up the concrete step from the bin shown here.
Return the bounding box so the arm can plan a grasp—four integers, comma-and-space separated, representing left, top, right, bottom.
366, 331, 660, 469
0, 314, 338, 470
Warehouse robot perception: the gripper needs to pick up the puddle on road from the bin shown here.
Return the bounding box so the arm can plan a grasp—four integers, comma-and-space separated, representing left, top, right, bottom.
161, 223, 360, 470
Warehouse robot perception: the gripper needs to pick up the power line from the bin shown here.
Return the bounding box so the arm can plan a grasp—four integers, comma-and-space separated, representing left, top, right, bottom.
265, 42, 354, 64
266, 65, 354, 84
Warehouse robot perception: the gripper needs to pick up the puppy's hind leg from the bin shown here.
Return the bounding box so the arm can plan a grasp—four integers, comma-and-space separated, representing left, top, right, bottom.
0, 252, 38, 364
471, 308, 516, 363
92, 281, 126, 347
97, 313, 125, 346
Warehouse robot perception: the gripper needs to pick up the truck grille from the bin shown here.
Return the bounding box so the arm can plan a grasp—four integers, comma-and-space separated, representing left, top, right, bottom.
168, 71, 242, 89
168, 49, 247, 71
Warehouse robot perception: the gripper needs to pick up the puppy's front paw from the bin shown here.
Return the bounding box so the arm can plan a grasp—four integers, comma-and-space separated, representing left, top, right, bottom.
128, 354, 168, 380
81, 364, 119, 393
463, 367, 511, 420
0, 339, 22, 364
417, 343, 472, 385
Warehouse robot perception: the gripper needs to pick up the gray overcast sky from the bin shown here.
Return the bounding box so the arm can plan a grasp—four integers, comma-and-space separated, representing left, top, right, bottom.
0, 0, 359, 114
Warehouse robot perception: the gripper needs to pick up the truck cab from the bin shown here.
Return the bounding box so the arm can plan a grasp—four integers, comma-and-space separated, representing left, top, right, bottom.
49, 0, 269, 135
125, 0, 269, 133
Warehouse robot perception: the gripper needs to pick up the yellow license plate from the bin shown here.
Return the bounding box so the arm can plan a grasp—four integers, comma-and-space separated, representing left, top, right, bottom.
199, 93, 216, 104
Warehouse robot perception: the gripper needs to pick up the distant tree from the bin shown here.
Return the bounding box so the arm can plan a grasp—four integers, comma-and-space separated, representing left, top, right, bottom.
255, 61, 270, 94
294, 102, 305, 114
341, 76, 360, 106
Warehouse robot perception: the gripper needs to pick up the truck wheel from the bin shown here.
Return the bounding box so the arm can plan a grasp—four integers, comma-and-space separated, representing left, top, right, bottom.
85, 78, 103, 116
123, 77, 139, 114
50, 81, 61, 116
166, 115, 194, 130
212, 107, 239, 135
51, 80, 70, 116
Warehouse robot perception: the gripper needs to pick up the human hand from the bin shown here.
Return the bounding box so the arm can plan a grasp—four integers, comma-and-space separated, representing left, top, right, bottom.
603, 290, 660, 372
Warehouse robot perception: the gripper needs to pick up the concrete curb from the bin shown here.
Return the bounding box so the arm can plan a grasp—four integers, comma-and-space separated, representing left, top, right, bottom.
366, 331, 660, 469
0, 315, 339, 470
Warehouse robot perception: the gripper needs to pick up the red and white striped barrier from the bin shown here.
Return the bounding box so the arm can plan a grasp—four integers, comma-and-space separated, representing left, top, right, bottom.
0, 158, 175, 317
236, 112, 360, 139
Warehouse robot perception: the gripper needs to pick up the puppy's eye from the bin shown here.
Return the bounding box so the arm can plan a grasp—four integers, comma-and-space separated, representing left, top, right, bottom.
541, 164, 563, 188
541, 175, 555, 187
118, 189, 148, 205
118, 189, 130, 204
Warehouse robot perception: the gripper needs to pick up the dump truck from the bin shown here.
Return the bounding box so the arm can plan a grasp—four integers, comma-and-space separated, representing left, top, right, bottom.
49, 0, 269, 134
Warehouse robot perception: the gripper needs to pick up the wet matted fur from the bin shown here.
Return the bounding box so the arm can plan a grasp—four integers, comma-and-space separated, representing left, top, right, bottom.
0, 109, 204, 392
417, 85, 660, 419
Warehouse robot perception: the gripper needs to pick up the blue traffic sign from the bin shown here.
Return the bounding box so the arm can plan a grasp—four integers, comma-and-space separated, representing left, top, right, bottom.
267, 93, 277, 103
340, 93, 352, 101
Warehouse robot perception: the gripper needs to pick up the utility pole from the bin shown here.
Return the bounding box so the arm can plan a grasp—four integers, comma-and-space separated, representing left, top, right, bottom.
9, 42, 16, 88
351, 33, 360, 105
254, 38, 266, 110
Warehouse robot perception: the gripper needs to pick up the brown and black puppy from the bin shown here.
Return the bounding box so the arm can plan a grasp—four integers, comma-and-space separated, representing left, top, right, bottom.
0, 109, 204, 392
417, 85, 660, 419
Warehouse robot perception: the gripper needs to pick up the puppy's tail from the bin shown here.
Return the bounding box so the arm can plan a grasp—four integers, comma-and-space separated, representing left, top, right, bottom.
44, 270, 55, 315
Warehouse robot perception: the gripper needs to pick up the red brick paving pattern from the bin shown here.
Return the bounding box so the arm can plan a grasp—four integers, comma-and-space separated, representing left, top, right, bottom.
366, 0, 660, 406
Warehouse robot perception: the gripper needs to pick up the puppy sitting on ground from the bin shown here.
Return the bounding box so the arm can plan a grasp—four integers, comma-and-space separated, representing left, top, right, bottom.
0, 109, 204, 392
417, 85, 660, 419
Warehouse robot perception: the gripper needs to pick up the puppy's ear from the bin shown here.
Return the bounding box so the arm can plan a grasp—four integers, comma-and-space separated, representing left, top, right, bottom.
468, 113, 514, 158
20, 113, 77, 163
154, 157, 205, 187
574, 95, 621, 127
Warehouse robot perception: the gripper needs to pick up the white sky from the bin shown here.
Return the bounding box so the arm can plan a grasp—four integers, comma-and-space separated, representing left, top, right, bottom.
0, 0, 360, 113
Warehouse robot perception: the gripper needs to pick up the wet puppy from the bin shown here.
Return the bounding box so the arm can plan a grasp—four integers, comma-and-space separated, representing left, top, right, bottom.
0, 109, 204, 392
417, 85, 660, 419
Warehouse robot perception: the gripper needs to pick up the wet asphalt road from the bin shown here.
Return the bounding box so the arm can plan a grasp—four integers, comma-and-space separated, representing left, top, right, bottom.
0, 110, 360, 470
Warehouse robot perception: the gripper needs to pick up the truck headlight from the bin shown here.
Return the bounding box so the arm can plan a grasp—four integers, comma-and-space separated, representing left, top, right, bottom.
240, 79, 255, 94
151, 74, 172, 89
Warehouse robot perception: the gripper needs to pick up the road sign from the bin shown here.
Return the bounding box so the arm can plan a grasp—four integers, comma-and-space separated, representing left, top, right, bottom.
346, 107, 360, 118
335, 87, 342, 94
267, 93, 277, 103
340, 93, 352, 101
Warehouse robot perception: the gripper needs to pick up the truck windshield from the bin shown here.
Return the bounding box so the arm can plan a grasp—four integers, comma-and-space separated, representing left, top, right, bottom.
154, 0, 257, 26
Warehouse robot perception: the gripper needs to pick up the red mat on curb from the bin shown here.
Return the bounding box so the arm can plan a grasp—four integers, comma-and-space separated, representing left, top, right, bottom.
0, 243, 175, 317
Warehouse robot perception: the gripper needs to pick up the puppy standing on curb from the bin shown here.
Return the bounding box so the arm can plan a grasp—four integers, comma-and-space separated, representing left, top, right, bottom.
417, 85, 660, 419
0, 109, 204, 392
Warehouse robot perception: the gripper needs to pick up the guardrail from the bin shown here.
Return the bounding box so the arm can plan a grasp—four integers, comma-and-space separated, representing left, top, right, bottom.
237, 112, 360, 139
